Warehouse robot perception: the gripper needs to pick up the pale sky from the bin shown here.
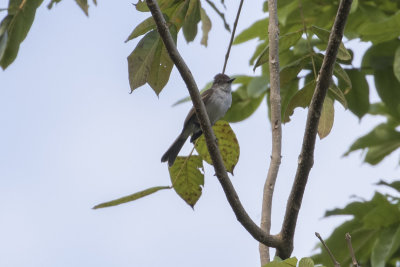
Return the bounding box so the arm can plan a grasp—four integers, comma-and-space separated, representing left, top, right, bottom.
0, 1, 398, 267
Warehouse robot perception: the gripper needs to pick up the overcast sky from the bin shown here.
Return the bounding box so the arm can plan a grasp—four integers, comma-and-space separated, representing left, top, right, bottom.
0, 1, 398, 267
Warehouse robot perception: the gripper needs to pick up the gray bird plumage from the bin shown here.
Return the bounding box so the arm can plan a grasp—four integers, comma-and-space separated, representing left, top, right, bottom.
161, 73, 235, 167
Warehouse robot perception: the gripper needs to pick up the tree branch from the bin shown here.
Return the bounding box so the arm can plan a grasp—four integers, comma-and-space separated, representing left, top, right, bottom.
222, 0, 244, 74
145, 0, 281, 249
315, 232, 341, 267
259, 0, 282, 265
345, 233, 360, 267
277, 0, 353, 258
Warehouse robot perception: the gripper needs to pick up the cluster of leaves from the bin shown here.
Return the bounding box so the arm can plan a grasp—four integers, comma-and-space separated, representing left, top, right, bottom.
344, 40, 400, 165
313, 180, 400, 267
172, 0, 400, 164
262, 256, 321, 267
94, 120, 240, 208
126, 0, 229, 95
230, 0, 400, 162
0, 0, 96, 69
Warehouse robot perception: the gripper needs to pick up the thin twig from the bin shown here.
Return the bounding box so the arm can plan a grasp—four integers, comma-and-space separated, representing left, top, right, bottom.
205, 0, 231, 32
277, 0, 353, 258
345, 233, 360, 267
145, 0, 281, 249
222, 0, 244, 74
315, 232, 340, 267
259, 0, 282, 265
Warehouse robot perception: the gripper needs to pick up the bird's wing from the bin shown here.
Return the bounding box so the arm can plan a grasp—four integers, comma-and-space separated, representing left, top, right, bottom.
183, 89, 214, 127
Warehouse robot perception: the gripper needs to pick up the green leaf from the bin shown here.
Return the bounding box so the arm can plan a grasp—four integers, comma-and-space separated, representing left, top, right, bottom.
169, 155, 204, 207
233, 17, 268, 45
376, 180, 400, 194
195, 121, 239, 174
263, 257, 298, 267
200, 7, 211, 46
318, 96, 334, 139
325, 199, 376, 219
350, 0, 358, 13
75, 0, 89, 15
134, 0, 149, 12
0, 30, 7, 61
279, 54, 311, 88
310, 25, 351, 61
0, 0, 44, 69
133, 0, 178, 12
362, 40, 400, 72
169, 0, 190, 28
394, 46, 400, 83
342, 69, 369, 119
314, 192, 400, 266
233, 75, 253, 85
0, 15, 11, 62
250, 41, 267, 66
247, 75, 269, 98
265, 257, 298, 267
328, 82, 347, 109
374, 69, 400, 119
368, 102, 391, 117
92, 186, 171, 209
183, 0, 201, 43
128, 30, 160, 92
344, 123, 400, 165
125, 17, 156, 42
358, 10, 400, 44
284, 80, 315, 123
254, 30, 303, 70
148, 26, 177, 94
345, 123, 400, 151
280, 79, 299, 121
47, 0, 62, 9
314, 54, 352, 89
223, 85, 265, 123
277, 0, 299, 26
333, 62, 352, 90
362, 195, 400, 229
127, 26, 177, 95
371, 225, 400, 267
364, 142, 400, 165
298, 258, 314, 267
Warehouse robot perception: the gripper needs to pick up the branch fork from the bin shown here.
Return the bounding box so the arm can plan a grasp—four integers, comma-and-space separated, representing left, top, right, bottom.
144, 0, 353, 260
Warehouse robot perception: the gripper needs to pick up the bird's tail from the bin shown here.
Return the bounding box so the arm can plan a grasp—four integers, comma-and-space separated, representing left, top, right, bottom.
161, 132, 188, 167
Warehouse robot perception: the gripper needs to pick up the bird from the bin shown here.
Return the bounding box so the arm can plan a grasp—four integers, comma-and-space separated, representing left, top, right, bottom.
161, 73, 235, 167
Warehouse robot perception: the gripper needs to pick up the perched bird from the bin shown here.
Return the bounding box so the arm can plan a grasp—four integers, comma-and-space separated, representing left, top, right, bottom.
161, 73, 235, 166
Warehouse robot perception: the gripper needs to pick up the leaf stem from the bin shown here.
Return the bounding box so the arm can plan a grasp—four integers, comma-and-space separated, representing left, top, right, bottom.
299, 0, 317, 79
315, 232, 341, 267
222, 0, 244, 74
345, 233, 360, 267
204, 0, 231, 32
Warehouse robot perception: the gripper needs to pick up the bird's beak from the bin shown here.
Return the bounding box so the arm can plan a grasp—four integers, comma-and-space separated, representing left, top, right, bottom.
228, 78, 236, 83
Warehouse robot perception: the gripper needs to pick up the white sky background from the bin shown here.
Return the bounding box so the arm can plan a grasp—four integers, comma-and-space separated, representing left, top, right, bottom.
0, 1, 399, 267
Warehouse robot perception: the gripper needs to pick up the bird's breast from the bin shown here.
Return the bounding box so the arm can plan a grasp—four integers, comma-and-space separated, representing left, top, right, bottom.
206, 90, 232, 125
